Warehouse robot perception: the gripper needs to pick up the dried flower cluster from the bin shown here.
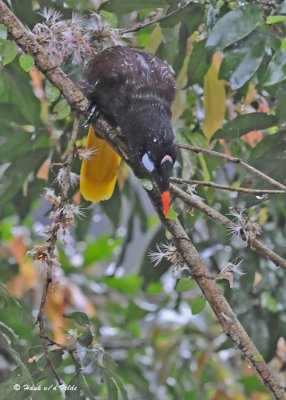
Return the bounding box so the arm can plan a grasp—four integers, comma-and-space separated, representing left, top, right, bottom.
77, 147, 97, 161
33, 8, 127, 65
45, 188, 84, 243
216, 258, 245, 289
149, 242, 191, 279
54, 168, 79, 189
28, 182, 84, 272
27, 244, 59, 277
228, 208, 262, 247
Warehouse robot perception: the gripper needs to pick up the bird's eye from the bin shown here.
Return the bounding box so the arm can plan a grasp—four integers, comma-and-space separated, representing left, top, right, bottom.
142, 153, 155, 172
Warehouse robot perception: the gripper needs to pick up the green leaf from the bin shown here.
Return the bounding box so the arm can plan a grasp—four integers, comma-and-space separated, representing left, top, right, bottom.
146, 282, 163, 295
103, 373, 119, 400
165, 230, 172, 240
48, 349, 64, 369
45, 81, 61, 103
66, 375, 86, 399
101, 0, 167, 13
19, 54, 34, 72
0, 331, 33, 385
158, 25, 180, 66
176, 278, 196, 292
219, 30, 266, 90
0, 24, 7, 40
229, 43, 265, 89
0, 40, 18, 65
212, 113, 277, 140
110, 372, 129, 400
219, 46, 247, 80
0, 148, 48, 214
275, 82, 286, 126
170, 4, 205, 73
206, 4, 261, 51
102, 276, 142, 295
261, 292, 278, 313
0, 283, 21, 310
160, 4, 204, 29
0, 373, 32, 399
64, 311, 90, 326
266, 15, 286, 24
249, 130, 286, 185
0, 64, 41, 125
77, 327, 93, 346
262, 51, 286, 86
83, 235, 121, 266
140, 178, 153, 190
239, 376, 266, 393
0, 321, 19, 343
168, 208, 178, 220
160, 7, 186, 28
187, 40, 212, 86
53, 98, 71, 119
190, 295, 206, 315
103, 353, 118, 372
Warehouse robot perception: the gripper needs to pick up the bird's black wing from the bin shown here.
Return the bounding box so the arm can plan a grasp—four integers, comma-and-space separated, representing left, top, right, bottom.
83, 46, 176, 122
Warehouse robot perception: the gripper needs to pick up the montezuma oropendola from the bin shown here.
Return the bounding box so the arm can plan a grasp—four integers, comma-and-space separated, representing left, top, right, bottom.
80, 45, 177, 218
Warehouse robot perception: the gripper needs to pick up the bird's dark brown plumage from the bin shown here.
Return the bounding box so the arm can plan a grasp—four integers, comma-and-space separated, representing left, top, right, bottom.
83, 45, 177, 207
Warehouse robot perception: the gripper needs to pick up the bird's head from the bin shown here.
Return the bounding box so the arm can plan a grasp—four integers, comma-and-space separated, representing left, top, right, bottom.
141, 134, 177, 219
122, 104, 176, 218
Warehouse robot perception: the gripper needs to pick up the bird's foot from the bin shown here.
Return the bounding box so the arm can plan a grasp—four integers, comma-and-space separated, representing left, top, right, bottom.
115, 127, 128, 143
83, 104, 100, 128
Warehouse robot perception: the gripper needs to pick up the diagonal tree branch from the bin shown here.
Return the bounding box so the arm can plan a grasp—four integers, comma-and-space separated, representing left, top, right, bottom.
171, 184, 286, 270
119, 1, 195, 34
0, 1, 88, 113
1, 2, 285, 398
178, 144, 286, 191
171, 177, 286, 195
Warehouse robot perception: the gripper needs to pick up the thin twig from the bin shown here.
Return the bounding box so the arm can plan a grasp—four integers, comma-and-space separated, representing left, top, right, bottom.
178, 144, 286, 191
170, 177, 286, 195
34, 117, 80, 383
62, 116, 80, 199
171, 184, 286, 270
36, 266, 62, 385
120, 1, 195, 34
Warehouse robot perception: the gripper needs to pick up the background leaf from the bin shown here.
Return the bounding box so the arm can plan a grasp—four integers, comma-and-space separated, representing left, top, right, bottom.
206, 4, 262, 51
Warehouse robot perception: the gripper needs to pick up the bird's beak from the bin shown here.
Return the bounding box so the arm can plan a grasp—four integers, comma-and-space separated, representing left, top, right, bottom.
161, 191, 170, 219
160, 155, 173, 218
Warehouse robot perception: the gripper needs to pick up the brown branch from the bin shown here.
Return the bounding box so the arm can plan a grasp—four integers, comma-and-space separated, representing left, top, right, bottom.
120, 1, 194, 34
33, 117, 80, 383
179, 144, 286, 192
171, 177, 286, 195
146, 193, 286, 399
0, 2, 88, 113
171, 184, 286, 271
35, 264, 62, 385
62, 117, 80, 199
1, 2, 285, 398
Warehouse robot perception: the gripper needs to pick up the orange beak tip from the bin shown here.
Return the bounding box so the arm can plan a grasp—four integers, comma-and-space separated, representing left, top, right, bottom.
161, 191, 170, 219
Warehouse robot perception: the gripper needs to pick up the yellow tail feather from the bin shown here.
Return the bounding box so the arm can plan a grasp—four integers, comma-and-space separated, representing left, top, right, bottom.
80, 125, 121, 202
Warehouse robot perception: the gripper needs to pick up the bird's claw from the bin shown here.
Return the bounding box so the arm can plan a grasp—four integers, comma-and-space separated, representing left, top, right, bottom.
83, 104, 100, 128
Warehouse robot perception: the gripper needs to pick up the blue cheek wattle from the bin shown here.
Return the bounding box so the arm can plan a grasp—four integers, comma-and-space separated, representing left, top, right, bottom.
142, 153, 155, 172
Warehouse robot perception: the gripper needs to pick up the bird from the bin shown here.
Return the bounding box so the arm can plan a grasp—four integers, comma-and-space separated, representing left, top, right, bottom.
80, 45, 177, 218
